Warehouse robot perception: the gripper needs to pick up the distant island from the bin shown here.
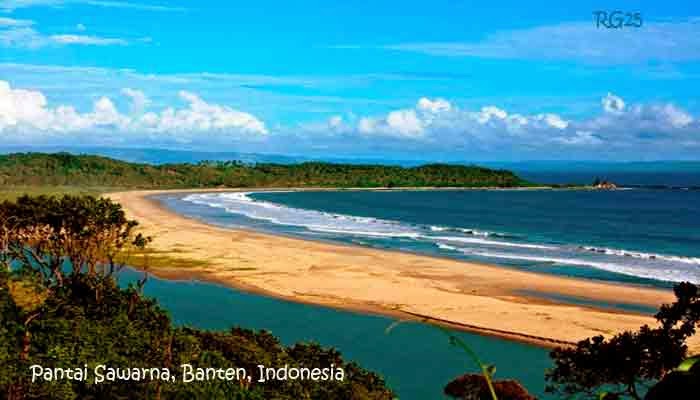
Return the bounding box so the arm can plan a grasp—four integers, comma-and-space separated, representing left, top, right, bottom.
0, 152, 532, 191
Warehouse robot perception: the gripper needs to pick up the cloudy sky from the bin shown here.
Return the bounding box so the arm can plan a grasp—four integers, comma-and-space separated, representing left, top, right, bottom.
1, 0, 699, 161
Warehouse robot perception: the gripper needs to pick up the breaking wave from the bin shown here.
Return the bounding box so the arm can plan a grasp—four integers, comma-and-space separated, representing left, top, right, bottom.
182, 191, 700, 284
459, 249, 700, 284
579, 246, 700, 266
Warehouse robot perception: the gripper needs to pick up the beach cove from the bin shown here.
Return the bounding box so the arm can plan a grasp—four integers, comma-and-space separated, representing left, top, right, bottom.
107, 189, 700, 355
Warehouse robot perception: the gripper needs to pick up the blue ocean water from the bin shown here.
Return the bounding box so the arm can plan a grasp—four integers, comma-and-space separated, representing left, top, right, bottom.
165, 187, 700, 288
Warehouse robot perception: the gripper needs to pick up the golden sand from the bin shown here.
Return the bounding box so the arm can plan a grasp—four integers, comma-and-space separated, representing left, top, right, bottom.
108, 189, 700, 352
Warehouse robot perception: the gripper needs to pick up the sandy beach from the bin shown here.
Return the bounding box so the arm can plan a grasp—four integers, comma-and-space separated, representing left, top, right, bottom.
108, 189, 700, 352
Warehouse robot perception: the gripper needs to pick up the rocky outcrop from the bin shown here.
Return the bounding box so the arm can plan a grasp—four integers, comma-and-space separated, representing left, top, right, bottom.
592, 178, 618, 190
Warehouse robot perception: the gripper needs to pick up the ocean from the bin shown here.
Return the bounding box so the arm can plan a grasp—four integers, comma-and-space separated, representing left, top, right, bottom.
165, 187, 700, 287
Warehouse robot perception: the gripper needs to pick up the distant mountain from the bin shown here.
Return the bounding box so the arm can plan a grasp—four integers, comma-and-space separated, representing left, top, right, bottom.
0, 146, 303, 165
0, 146, 428, 166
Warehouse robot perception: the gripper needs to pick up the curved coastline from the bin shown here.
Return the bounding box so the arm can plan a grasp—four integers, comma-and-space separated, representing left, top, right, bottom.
106, 188, 700, 353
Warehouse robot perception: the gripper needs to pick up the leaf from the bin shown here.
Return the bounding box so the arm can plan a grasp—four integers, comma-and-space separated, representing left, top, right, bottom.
485, 364, 497, 377
676, 356, 700, 372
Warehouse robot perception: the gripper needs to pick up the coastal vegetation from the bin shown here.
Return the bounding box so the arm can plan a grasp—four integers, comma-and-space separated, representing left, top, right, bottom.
0, 195, 394, 400
0, 152, 530, 193
545, 281, 700, 400
438, 281, 699, 400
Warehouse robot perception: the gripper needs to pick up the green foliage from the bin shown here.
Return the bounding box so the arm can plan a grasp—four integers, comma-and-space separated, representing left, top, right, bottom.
0, 194, 150, 282
0, 186, 102, 202
0, 195, 394, 400
545, 282, 700, 400
0, 152, 531, 189
645, 356, 700, 400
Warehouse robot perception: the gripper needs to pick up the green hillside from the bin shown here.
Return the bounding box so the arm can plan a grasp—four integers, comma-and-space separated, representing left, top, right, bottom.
0, 152, 531, 189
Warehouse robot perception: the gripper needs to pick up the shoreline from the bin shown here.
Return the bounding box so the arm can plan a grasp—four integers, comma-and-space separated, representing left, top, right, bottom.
136, 264, 577, 349
107, 189, 700, 352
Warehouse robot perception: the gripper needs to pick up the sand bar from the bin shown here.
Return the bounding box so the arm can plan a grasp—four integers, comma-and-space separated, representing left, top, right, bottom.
108, 189, 700, 352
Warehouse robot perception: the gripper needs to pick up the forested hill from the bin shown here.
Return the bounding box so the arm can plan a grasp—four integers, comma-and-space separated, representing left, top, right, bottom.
0, 152, 531, 188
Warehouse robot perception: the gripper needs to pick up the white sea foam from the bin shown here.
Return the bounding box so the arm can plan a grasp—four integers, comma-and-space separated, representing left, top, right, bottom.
429, 225, 513, 238
183, 192, 421, 238
579, 246, 700, 265
431, 236, 556, 250
182, 192, 700, 283
464, 250, 700, 284
436, 243, 459, 251
458, 228, 494, 237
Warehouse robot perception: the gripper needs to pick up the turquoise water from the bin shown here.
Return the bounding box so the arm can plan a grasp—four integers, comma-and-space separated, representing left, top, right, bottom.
117, 268, 554, 400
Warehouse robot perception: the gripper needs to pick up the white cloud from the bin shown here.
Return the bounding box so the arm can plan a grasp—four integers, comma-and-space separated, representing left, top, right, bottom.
0, 17, 34, 27
602, 93, 625, 114
121, 88, 150, 114
141, 90, 268, 134
1, 0, 185, 12
1, 72, 698, 159
586, 96, 695, 136
354, 99, 574, 140
0, 20, 133, 48
381, 19, 700, 64
0, 80, 267, 144
359, 109, 424, 138
475, 106, 508, 123
660, 104, 694, 128
49, 34, 128, 46
0, 26, 44, 48
417, 97, 451, 113
556, 130, 602, 145
535, 113, 568, 129
328, 115, 343, 128
312, 94, 697, 157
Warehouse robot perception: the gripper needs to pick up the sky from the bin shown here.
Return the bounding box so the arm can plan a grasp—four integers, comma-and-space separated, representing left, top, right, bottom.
1, 0, 700, 161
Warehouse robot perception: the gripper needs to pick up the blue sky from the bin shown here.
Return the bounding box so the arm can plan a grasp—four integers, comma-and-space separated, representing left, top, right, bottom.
1, 0, 700, 161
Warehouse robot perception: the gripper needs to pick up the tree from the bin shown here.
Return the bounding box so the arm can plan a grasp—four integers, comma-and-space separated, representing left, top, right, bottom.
0, 195, 394, 399
444, 373, 536, 400
2, 195, 150, 283
1, 195, 151, 400
545, 282, 700, 399
645, 356, 700, 399
0, 152, 531, 190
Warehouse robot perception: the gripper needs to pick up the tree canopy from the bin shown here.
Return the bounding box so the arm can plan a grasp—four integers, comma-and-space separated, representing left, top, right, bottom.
545, 282, 700, 400
0, 195, 394, 400
0, 152, 530, 189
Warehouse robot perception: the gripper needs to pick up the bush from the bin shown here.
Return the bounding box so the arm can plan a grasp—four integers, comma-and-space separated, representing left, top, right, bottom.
546, 282, 700, 400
